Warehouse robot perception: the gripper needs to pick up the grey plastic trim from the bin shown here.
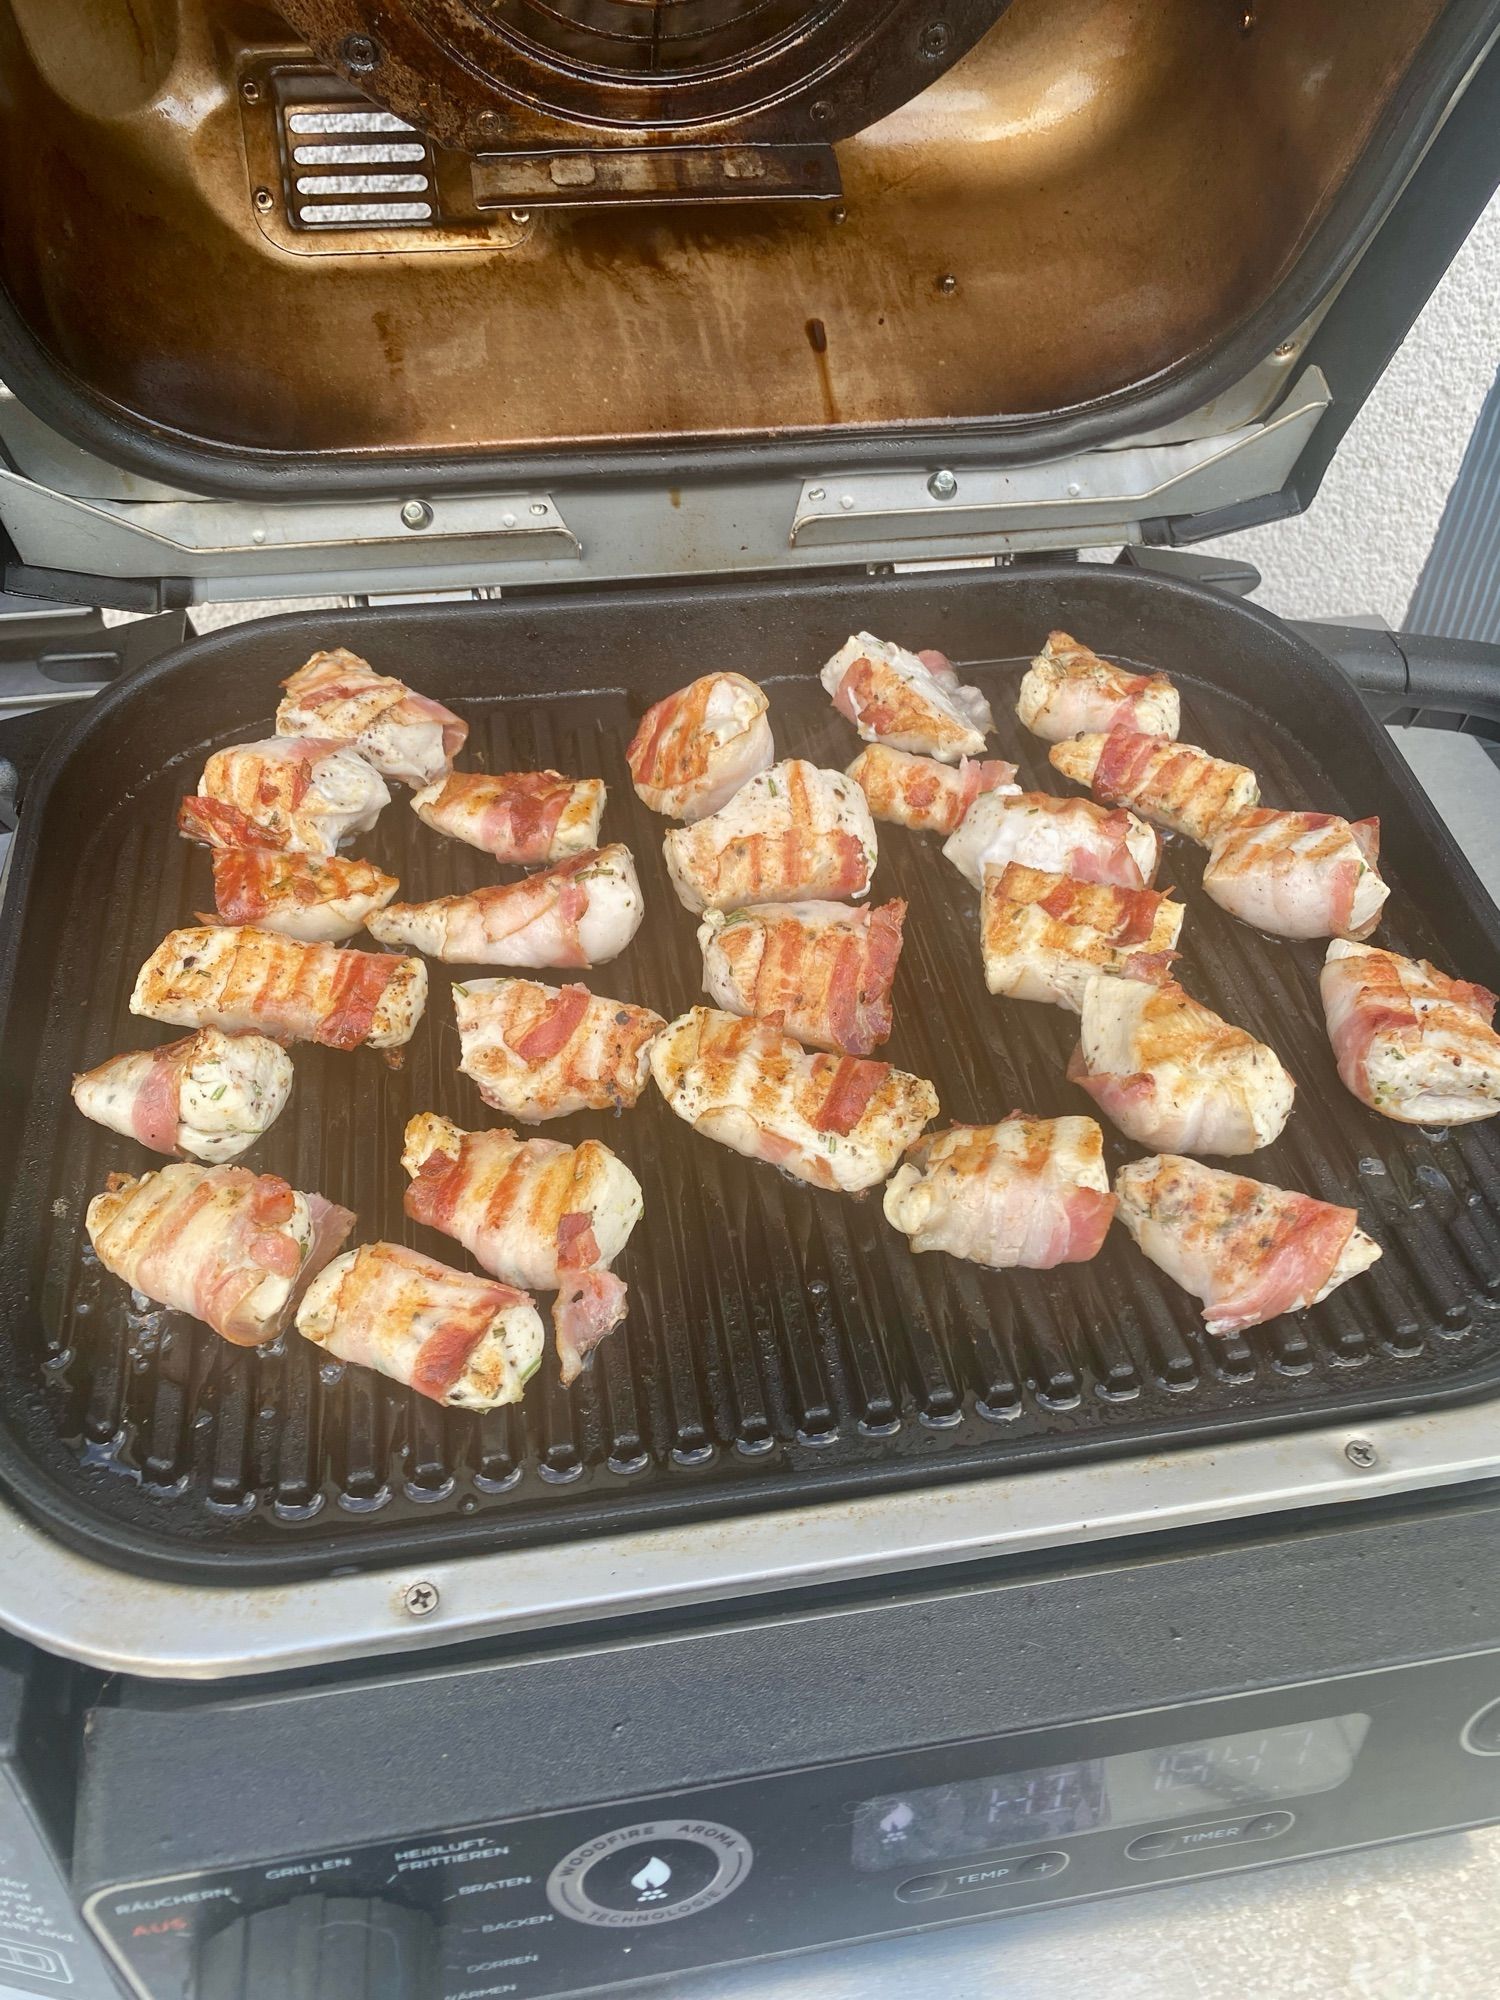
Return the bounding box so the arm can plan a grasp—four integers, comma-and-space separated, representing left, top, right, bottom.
0, 1398, 1496, 1680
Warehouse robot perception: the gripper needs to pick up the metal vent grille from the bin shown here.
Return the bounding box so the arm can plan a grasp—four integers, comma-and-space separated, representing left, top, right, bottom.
285, 106, 436, 229
238, 59, 529, 256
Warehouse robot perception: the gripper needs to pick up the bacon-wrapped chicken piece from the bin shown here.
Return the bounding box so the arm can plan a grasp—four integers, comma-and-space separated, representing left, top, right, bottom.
276, 647, 466, 787
981, 863, 1183, 1011
178, 737, 389, 858
367, 846, 643, 967
455, 978, 664, 1122
86, 1162, 353, 1348
943, 790, 1159, 892
409, 770, 605, 865
698, 899, 905, 1056
1016, 632, 1179, 744
403, 1113, 641, 1385
1114, 1153, 1381, 1336
664, 761, 877, 914
1049, 729, 1257, 846
1203, 809, 1388, 941
846, 744, 1018, 836
295, 1243, 544, 1409
884, 1114, 1116, 1270
627, 673, 774, 821
650, 1007, 937, 1194
131, 927, 426, 1051
1320, 939, 1500, 1125
821, 633, 993, 762
71, 1029, 293, 1163
1069, 974, 1295, 1156
208, 851, 398, 944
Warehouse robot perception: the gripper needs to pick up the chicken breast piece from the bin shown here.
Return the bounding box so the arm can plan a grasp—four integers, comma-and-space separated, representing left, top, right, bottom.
276, 647, 467, 787
650, 1007, 937, 1194
1203, 809, 1389, 941
402, 1112, 643, 1291
131, 927, 427, 1051
821, 633, 993, 762
1016, 632, 1179, 743
72, 1029, 293, 1164
178, 737, 390, 859
846, 744, 1019, 836
409, 770, 606, 865
295, 1243, 544, 1409
627, 673, 775, 821
1321, 939, 1500, 1125
1070, 974, 1295, 1156
455, 978, 665, 1121
1114, 1153, 1381, 1336
86, 1162, 353, 1347
209, 850, 399, 944
367, 846, 644, 966
981, 863, 1184, 1011
1049, 730, 1257, 846
943, 790, 1160, 892
699, 899, 906, 1055
664, 761, 877, 913
883, 1114, 1116, 1270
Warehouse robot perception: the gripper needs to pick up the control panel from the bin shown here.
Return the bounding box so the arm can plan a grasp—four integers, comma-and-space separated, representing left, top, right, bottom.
85, 1654, 1500, 2000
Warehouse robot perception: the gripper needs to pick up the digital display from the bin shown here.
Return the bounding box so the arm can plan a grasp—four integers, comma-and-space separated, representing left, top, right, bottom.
851, 1714, 1370, 1872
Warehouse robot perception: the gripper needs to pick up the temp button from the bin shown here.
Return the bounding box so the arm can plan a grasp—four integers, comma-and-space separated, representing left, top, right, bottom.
895, 1853, 1068, 1902
547, 1820, 752, 1929
1461, 1698, 1500, 1756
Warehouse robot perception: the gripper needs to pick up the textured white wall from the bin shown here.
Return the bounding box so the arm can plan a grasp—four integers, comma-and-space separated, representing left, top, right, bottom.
1204, 190, 1500, 628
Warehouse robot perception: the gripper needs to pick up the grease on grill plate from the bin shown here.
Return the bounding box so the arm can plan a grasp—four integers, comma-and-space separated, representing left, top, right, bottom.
19, 664, 1500, 1570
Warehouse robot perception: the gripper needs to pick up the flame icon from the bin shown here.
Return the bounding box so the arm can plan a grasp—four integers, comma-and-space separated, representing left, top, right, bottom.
631, 1855, 673, 1902
878, 1802, 915, 1840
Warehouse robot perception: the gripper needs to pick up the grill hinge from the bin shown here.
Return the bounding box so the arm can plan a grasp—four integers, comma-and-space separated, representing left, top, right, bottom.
792, 369, 1330, 553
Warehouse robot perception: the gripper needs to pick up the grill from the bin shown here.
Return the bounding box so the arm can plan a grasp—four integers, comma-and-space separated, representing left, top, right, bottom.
3, 565, 1499, 1586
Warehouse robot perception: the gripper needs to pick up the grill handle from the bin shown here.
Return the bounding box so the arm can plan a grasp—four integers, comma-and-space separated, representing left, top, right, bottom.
1292, 621, 1500, 725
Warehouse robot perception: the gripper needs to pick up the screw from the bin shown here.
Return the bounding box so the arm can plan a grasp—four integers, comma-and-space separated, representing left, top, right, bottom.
938, 274, 958, 295
400, 499, 433, 531
253, 186, 274, 213
510, 209, 532, 226
529, 501, 548, 517
927, 468, 958, 501
403, 1580, 440, 1615
341, 33, 381, 72
241, 79, 262, 105
807, 486, 827, 503
810, 98, 833, 123
477, 108, 504, 137
839, 493, 856, 511
1344, 1438, 1377, 1470
1240, 6, 1256, 32
921, 20, 951, 60
830, 207, 847, 225
1274, 340, 1297, 358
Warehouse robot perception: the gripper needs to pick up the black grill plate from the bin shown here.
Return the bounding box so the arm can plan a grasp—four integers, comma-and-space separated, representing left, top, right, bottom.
2, 566, 1499, 1582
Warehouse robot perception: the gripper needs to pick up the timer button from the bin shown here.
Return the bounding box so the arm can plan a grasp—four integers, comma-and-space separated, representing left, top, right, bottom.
1461, 1698, 1500, 1756
1244, 1812, 1295, 1840
1126, 1832, 1176, 1860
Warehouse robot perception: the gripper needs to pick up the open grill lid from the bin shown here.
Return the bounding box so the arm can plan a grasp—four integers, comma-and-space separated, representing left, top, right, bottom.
0, 0, 1495, 606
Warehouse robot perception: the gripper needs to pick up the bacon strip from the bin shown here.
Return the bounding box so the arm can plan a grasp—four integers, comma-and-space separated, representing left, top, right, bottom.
178, 796, 286, 852
513, 983, 592, 1061
132, 1047, 186, 1153
553, 1271, 629, 1386
814, 1055, 892, 1136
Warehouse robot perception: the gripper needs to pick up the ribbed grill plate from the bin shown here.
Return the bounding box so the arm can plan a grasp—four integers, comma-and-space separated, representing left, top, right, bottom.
2, 570, 1498, 1583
